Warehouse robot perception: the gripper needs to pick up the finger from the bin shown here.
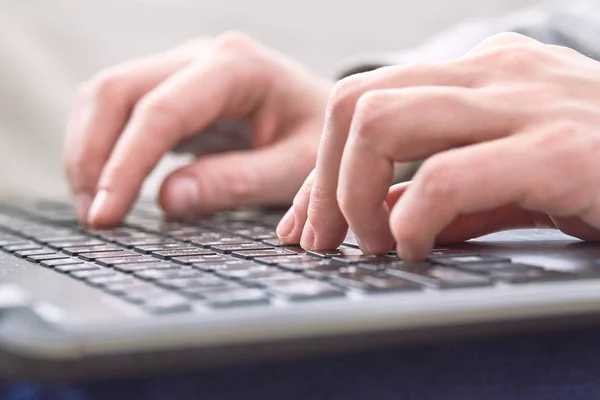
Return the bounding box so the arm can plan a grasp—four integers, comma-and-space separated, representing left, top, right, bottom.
64, 47, 201, 222
302, 61, 481, 250
88, 35, 270, 227
159, 134, 313, 218
384, 183, 554, 244
276, 169, 316, 244
337, 87, 523, 254
390, 122, 598, 260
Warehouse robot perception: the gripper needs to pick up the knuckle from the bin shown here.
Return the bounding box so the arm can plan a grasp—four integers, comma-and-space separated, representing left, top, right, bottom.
480, 32, 534, 47
134, 96, 184, 134
351, 91, 387, 141
328, 74, 364, 119
214, 30, 256, 53
482, 43, 547, 72
80, 68, 129, 104
416, 156, 457, 201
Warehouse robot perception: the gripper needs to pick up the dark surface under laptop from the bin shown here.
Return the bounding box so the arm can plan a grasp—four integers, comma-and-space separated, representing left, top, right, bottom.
1, 199, 600, 380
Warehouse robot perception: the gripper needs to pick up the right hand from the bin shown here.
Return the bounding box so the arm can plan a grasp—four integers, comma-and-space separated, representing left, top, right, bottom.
64, 32, 332, 227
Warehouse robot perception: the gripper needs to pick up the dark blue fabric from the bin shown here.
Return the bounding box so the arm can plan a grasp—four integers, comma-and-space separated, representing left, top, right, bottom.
3, 326, 600, 400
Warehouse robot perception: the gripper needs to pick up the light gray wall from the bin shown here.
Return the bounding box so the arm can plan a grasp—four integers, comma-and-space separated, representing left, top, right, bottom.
0, 0, 538, 199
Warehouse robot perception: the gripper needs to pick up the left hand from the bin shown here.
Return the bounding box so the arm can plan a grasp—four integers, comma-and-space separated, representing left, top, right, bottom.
276, 33, 600, 260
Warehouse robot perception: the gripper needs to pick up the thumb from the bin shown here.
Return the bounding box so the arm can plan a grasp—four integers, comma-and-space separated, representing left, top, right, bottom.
159, 138, 315, 217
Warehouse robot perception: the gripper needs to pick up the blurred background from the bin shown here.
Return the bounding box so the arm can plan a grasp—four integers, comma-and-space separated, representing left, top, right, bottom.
0, 0, 537, 201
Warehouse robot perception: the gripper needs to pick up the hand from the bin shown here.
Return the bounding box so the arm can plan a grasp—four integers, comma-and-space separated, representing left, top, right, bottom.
277, 33, 600, 260
64, 32, 332, 227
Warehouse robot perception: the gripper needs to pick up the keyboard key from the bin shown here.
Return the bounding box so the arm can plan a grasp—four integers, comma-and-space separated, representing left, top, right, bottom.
254, 254, 318, 266
133, 242, 188, 253
27, 253, 70, 263
302, 262, 348, 279
268, 280, 345, 301
331, 268, 421, 293
278, 259, 333, 272
386, 263, 492, 289
4, 243, 42, 252
141, 294, 192, 314
431, 255, 510, 265
114, 237, 175, 247
232, 248, 301, 260
103, 281, 157, 296
152, 248, 215, 259
114, 262, 179, 273
194, 260, 257, 272
175, 254, 233, 265
96, 256, 160, 267
156, 276, 230, 290
55, 263, 100, 273
47, 239, 103, 248
41, 258, 84, 268
457, 262, 575, 284
64, 245, 122, 255
261, 239, 296, 247
70, 269, 115, 280
86, 274, 133, 287
201, 288, 269, 308
134, 268, 202, 281
79, 250, 138, 261
210, 243, 273, 254
307, 247, 364, 258
15, 248, 56, 258
332, 254, 397, 264
247, 272, 305, 287
213, 264, 277, 280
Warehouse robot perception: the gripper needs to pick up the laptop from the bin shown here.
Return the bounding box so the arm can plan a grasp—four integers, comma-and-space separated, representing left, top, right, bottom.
1, 198, 600, 380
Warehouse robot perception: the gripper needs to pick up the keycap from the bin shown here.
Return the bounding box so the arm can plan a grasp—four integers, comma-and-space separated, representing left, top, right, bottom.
4, 243, 41, 252
457, 262, 575, 284
278, 259, 332, 272
156, 276, 230, 290
213, 264, 277, 279
114, 237, 175, 247
134, 268, 202, 281
142, 294, 192, 314
261, 239, 296, 247
133, 242, 188, 253
86, 274, 133, 287
246, 272, 305, 287
152, 248, 215, 259
175, 254, 233, 265
41, 258, 84, 268
55, 263, 100, 273
0, 239, 30, 247
194, 260, 257, 272
119, 287, 168, 304
332, 254, 397, 264
307, 247, 364, 258
331, 268, 421, 293
386, 263, 492, 289
64, 245, 123, 255
431, 255, 510, 265
302, 262, 348, 279
70, 269, 115, 279
210, 242, 273, 254
96, 256, 160, 267
268, 280, 345, 301
15, 248, 56, 258
254, 254, 318, 266
103, 281, 157, 296
114, 262, 178, 273
27, 253, 70, 263
201, 288, 270, 308
79, 250, 138, 261
232, 248, 300, 260
46, 239, 103, 248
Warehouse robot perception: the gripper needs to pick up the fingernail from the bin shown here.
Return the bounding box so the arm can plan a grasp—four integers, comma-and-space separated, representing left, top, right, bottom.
277, 206, 295, 239
87, 189, 111, 226
300, 220, 316, 250
74, 193, 93, 223
166, 177, 199, 217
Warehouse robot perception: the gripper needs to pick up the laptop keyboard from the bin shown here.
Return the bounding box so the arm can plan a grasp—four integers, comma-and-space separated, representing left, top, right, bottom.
0, 200, 586, 315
